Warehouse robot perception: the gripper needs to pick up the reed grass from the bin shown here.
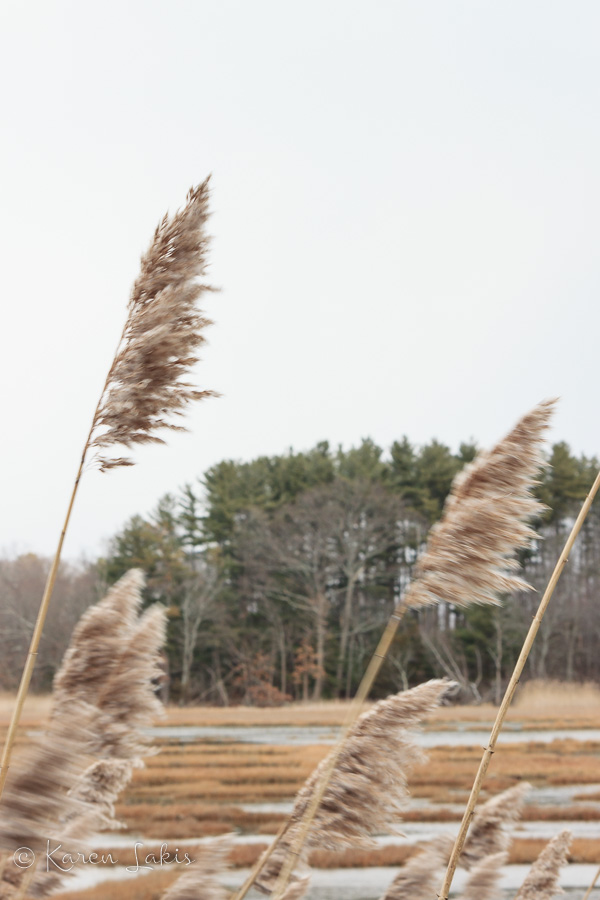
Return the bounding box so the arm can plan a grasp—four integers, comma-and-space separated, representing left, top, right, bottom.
514, 830, 572, 900
0, 571, 166, 899
459, 851, 506, 900
380, 841, 449, 900
0, 182, 214, 803
245, 401, 554, 900
251, 680, 452, 896
438, 466, 600, 899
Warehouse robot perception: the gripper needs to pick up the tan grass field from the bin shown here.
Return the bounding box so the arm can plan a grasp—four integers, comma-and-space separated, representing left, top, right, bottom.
144, 680, 600, 729
3, 681, 600, 899
2, 680, 599, 730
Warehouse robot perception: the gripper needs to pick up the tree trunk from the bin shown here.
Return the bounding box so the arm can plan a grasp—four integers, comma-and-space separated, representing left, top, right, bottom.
279, 628, 287, 696
336, 574, 358, 697
494, 612, 503, 706
313, 594, 327, 700
345, 631, 355, 699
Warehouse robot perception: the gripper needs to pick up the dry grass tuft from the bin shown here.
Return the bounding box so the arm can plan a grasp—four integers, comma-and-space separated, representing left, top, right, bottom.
51, 868, 179, 900
513, 680, 600, 718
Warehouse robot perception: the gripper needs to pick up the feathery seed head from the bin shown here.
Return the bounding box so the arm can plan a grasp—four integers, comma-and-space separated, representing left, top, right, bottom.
515, 830, 571, 900
404, 400, 555, 610
91, 180, 216, 471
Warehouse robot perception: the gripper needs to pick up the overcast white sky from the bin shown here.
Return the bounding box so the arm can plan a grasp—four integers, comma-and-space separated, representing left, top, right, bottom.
1, 1, 599, 559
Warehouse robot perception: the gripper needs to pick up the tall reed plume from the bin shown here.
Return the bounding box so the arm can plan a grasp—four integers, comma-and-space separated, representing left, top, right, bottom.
380, 842, 449, 900
379, 783, 528, 900
439, 439, 600, 897
514, 830, 572, 900
0, 570, 166, 899
260, 401, 554, 900
404, 399, 555, 610
0, 182, 214, 802
255, 679, 454, 894
459, 851, 506, 900
461, 782, 530, 868
90, 180, 215, 471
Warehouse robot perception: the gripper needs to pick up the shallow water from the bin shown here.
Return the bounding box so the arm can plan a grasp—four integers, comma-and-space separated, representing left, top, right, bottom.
238, 782, 600, 815
62, 861, 600, 897
104, 723, 600, 899
95, 815, 600, 846
146, 724, 600, 746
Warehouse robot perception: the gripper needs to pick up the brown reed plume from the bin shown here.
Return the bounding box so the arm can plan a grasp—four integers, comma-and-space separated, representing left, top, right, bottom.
0, 570, 166, 899
379, 783, 527, 900
53, 569, 143, 711
91, 180, 215, 471
0, 182, 214, 802
381, 842, 450, 900
53, 569, 166, 759
67, 758, 135, 831
92, 603, 167, 759
460, 851, 507, 900
0, 712, 94, 861
255, 680, 453, 894
277, 877, 310, 900
259, 402, 554, 900
461, 783, 531, 868
404, 399, 556, 610
514, 830, 572, 900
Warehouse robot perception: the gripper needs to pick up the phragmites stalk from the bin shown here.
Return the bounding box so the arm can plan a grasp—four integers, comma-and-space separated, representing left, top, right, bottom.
404, 399, 555, 610
514, 830, 572, 900
257, 403, 556, 900
91, 179, 216, 471
0, 181, 216, 805
459, 851, 507, 900
255, 680, 453, 893
462, 783, 531, 868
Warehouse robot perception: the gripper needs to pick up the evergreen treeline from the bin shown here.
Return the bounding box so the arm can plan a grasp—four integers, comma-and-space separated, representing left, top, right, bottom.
1, 437, 598, 703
